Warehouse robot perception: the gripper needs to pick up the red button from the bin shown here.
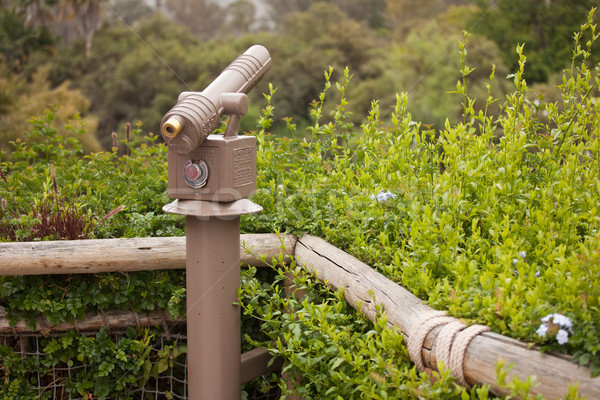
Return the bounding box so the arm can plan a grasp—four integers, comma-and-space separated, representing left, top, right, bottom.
184, 163, 200, 180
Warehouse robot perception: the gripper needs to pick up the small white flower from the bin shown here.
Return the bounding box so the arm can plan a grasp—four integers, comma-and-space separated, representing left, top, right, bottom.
541, 314, 551, 323
537, 313, 573, 345
512, 258, 518, 266
556, 329, 569, 345
534, 271, 541, 277
551, 314, 573, 332
371, 190, 397, 204
536, 324, 548, 337
519, 251, 527, 258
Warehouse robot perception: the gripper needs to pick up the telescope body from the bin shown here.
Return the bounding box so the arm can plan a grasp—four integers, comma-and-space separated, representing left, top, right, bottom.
160, 45, 271, 202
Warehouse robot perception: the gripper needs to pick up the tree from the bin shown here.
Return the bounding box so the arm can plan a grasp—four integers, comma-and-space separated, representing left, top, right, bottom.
23, 0, 58, 28
164, 0, 226, 39
1, 0, 104, 59
0, 0, 58, 27
366, 5, 511, 128
262, 2, 383, 123
225, 0, 256, 37
263, 0, 313, 25
58, 0, 102, 58
471, 0, 599, 82
0, 7, 54, 71
264, 0, 386, 29
43, 14, 207, 148
330, 0, 386, 29
104, 0, 153, 27
0, 65, 101, 153
384, 0, 448, 40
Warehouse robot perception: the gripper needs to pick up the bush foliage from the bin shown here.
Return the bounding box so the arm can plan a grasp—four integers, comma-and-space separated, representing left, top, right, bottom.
1, 10, 600, 400
20, 2, 513, 149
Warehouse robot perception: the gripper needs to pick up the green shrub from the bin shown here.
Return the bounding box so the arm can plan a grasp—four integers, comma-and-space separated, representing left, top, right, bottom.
0, 110, 182, 241
240, 14, 599, 397
1, 10, 599, 400
0, 111, 188, 399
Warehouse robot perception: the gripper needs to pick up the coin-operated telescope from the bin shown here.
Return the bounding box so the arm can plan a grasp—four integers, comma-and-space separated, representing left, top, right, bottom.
161, 45, 270, 400
160, 45, 271, 202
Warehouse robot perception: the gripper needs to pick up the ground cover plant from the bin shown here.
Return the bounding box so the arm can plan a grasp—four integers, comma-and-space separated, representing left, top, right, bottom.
1, 10, 599, 400
242, 14, 600, 397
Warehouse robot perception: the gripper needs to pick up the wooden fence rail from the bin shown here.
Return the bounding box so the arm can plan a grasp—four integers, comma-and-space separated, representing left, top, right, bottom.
295, 234, 599, 399
0, 233, 598, 399
0, 234, 296, 275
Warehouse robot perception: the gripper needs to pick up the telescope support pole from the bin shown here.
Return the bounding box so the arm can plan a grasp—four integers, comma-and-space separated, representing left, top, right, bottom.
186, 214, 240, 400
163, 199, 262, 400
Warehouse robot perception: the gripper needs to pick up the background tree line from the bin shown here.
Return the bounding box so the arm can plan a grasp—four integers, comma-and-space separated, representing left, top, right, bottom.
0, 0, 597, 151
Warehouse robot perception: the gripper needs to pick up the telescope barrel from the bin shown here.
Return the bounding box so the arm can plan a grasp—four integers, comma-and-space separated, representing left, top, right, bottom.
201, 45, 271, 103
161, 45, 271, 154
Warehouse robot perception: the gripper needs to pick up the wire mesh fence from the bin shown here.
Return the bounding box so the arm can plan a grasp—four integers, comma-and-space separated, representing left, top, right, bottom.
0, 325, 280, 400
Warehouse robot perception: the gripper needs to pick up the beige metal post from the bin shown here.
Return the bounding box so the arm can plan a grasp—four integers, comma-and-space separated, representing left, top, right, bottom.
164, 200, 262, 399
187, 215, 239, 399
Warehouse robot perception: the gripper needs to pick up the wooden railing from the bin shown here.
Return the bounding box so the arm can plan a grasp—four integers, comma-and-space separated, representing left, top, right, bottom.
1, 234, 598, 398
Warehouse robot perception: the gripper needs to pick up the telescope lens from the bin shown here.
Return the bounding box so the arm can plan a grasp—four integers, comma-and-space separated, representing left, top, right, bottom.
162, 117, 183, 138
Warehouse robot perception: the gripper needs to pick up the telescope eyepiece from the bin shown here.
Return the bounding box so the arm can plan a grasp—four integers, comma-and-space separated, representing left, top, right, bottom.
162, 117, 183, 138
